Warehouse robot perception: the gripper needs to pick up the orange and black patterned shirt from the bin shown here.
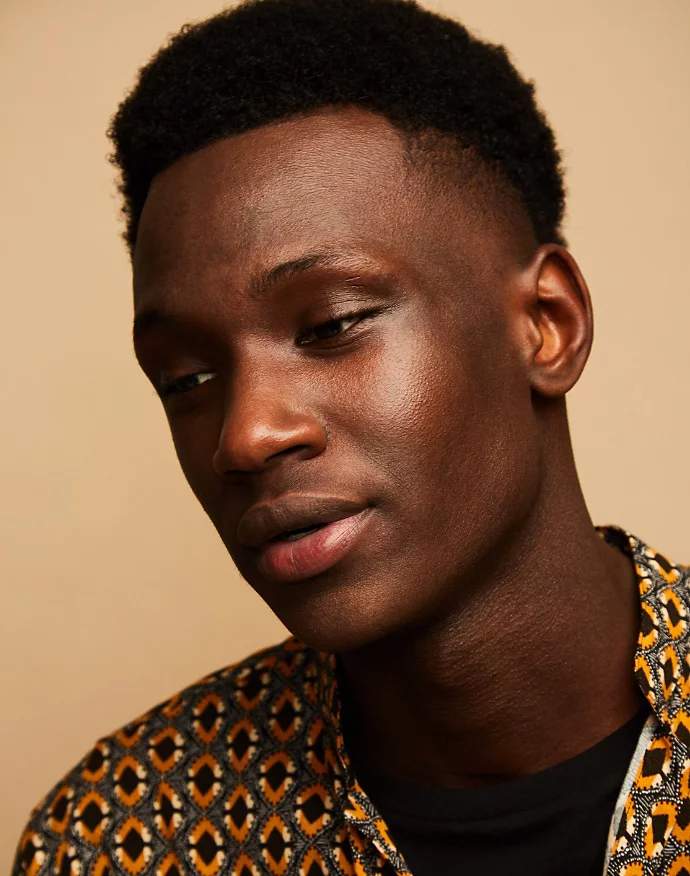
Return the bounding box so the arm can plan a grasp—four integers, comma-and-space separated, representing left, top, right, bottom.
12, 526, 690, 876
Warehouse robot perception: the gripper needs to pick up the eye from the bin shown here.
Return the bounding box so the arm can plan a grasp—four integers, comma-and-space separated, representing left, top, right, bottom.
159, 371, 216, 398
297, 310, 380, 346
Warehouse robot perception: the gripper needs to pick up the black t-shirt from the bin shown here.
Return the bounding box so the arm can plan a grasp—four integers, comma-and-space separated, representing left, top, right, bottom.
352, 706, 650, 875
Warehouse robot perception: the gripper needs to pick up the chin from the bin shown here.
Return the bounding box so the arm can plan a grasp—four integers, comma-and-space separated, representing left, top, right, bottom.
265, 571, 421, 655
285, 610, 389, 654
233, 536, 426, 653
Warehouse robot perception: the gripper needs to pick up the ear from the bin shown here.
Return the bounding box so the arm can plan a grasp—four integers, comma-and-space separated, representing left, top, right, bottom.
514, 244, 593, 398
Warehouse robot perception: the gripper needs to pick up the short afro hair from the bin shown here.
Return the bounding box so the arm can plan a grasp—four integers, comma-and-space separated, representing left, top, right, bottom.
108, 0, 566, 254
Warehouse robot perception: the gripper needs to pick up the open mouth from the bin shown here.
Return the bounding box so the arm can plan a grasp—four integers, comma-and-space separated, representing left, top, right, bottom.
269, 523, 328, 543
258, 508, 372, 583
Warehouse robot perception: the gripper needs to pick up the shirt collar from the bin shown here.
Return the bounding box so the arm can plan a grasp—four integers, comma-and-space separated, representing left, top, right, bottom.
597, 525, 690, 737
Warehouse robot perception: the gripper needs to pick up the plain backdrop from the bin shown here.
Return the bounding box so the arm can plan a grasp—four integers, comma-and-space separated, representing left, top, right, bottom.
1, 0, 688, 869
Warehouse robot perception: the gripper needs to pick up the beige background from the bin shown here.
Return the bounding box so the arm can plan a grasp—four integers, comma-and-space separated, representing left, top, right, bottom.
1, 0, 688, 868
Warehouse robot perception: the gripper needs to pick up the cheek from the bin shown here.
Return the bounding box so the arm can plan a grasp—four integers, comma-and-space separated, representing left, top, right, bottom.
347, 318, 538, 556
424, 352, 539, 566
332, 324, 484, 489
328, 329, 451, 475
168, 412, 225, 512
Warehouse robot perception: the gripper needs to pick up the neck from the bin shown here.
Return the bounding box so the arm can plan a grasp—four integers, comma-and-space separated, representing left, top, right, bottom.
338, 448, 645, 788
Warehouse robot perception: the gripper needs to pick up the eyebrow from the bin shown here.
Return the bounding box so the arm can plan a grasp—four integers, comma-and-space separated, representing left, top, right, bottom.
248, 251, 340, 300
132, 251, 344, 343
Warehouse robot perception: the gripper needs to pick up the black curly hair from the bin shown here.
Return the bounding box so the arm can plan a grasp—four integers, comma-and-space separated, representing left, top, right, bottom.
108, 0, 566, 254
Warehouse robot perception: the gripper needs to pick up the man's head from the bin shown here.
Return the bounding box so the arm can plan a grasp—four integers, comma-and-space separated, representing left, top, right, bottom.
109, 0, 566, 254
116, 0, 593, 652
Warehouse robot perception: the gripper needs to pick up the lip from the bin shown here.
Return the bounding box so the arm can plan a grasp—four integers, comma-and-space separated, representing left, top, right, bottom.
237, 494, 370, 550
257, 507, 373, 583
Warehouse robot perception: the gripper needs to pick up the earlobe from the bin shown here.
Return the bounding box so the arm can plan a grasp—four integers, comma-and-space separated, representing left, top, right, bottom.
521, 244, 593, 399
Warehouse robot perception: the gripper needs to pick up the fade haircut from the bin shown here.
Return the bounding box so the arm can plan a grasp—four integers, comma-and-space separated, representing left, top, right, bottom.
108, 0, 566, 254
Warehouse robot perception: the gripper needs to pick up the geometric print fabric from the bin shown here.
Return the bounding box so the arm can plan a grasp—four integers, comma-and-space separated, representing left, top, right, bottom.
11, 526, 690, 875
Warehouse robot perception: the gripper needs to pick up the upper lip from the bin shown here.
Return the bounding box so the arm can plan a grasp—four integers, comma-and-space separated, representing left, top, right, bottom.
237, 494, 369, 550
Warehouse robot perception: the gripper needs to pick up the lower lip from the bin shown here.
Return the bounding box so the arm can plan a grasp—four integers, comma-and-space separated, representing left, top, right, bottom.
258, 508, 373, 583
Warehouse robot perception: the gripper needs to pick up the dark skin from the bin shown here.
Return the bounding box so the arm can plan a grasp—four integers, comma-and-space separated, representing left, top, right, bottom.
132, 106, 645, 787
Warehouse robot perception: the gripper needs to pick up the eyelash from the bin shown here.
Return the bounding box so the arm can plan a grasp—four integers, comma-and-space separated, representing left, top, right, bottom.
159, 371, 215, 398
159, 309, 380, 398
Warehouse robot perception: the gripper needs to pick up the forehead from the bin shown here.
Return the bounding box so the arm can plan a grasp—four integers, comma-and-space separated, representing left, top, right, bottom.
134, 108, 426, 283
132, 106, 523, 321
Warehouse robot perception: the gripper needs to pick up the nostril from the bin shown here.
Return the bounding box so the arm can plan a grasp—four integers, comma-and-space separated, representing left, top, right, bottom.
270, 444, 312, 461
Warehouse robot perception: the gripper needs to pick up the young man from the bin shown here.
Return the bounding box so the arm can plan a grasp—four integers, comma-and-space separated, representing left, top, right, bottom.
13, 0, 689, 874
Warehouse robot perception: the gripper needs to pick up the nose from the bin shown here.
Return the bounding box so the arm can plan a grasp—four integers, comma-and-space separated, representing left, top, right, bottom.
212, 367, 328, 476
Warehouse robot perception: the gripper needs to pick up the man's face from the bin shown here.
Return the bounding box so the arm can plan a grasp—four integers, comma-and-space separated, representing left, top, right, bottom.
132, 107, 542, 651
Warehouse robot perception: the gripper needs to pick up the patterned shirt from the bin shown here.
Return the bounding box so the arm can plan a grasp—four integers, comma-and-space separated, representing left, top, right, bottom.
12, 526, 690, 876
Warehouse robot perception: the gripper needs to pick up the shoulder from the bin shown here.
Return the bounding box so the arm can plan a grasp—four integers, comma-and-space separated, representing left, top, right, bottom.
12, 636, 321, 875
